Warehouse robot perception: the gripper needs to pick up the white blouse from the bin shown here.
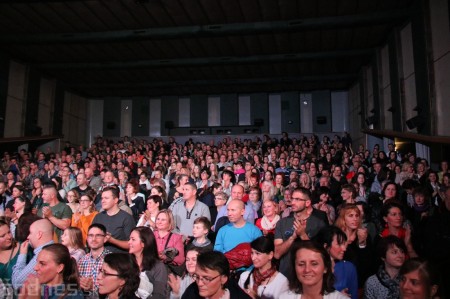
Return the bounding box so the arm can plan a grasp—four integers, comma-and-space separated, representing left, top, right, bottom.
238, 271, 289, 299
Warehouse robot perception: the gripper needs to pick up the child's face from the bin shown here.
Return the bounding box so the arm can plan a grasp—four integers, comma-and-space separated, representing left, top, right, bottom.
192, 223, 208, 238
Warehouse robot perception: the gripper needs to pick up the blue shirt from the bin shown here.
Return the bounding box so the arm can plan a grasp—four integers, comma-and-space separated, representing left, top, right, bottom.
214, 222, 262, 253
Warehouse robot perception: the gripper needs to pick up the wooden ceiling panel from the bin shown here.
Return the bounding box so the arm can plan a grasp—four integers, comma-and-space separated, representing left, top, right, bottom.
159, 0, 193, 26
198, 0, 227, 23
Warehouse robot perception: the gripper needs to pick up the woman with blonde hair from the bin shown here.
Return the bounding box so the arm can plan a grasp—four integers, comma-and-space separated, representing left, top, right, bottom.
71, 191, 98, 246
334, 203, 374, 288
153, 210, 185, 266
261, 180, 277, 202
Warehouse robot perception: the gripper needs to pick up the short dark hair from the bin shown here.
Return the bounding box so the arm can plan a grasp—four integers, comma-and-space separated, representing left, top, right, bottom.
399, 258, 440, 298
315, 226, 347, 250
102, 185, 120, 199
88, 223, 107, 234
197, 251, 230, 278
377, 235, 407, 259
103, 253, 140, 298
250, 235, 274, 254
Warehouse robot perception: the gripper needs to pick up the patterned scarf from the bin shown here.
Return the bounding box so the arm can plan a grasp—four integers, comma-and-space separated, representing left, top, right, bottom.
376, 265, 401, 299
260, 215, 280, 230
252, 264, 277, 293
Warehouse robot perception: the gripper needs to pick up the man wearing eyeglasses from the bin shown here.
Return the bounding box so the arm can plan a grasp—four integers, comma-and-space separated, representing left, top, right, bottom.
274, 187, 328, 276
78, 223, 111, 298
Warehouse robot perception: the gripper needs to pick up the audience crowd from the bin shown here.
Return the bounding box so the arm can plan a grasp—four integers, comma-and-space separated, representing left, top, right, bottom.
0, 132, 448, 299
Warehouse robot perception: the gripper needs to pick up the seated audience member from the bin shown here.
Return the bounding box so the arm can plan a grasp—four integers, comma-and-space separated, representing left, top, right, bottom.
364, 236, 407, 299
170, 183, 211, 238
153, 209, 185, 267
61, 227, 85, 262
0, 219, 19, 282
125, 179, 146, 223
279, 240, 347, 299
238, 236, 289, 298
312, 186, 336, 224
214, 199, 262, 254
274, 188, 328, 276
20, 243, 84, 299
65, 189, 80, 214
71, 191, 98, 246
334, 203, 374, 288
136, 194, 162, 229
399, 258, 440, 299
315, 226, 358, 299
168, 247, 202, 299
78, 223, 111, 296
182, 251, 251, 299
255, 200, 280, 236
37, 184, 73, 242
97, 253, 140, 299
129, 227, 169, 299
92, 186, 135, 253
12, 219, 54, 290
186, 216, 213, 252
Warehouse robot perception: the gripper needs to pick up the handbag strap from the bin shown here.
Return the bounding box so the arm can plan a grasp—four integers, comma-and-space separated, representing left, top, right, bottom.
163, 232, 173, 249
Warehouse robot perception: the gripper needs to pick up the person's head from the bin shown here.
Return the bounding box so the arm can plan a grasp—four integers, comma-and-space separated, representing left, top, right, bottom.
291, 188, 312, 213
231, 184, 244, 200
340, 184, 356, 201
377, 235, 407, 270
193, 251, 230, 298
66, 189, 80, 204
13, 195, 32, 214
314, 186, 330, 204
27, 219, 54, 248
335, 204, 362, 232
125, 179, 139, 195
0, 219, 15, 250
42, 184, 58, 204
35, 243, 79, 287
262, 200, 277, 217
250, 235, 275, 270
315, 226, 348, 261
227, 199, 245, 224
101, 186, 120, 211
381, 201, 405, 229
288, 240, 334, 295
383, 181, 398, 200
61, 227, 84, 250
146, 194, 162, 212
214, 191, 228, 207
192, 217, 211, 239
412, 187, 431, 208
399, 258, 440, 299
12, 185, 24, 199
182, 183, 197, 201
155, 209, 175, 231
186, 247, 203, 275
76, 173, 88, 187
87, 223, 107, 251
150, 185, 167, 199
98, 253, 140, 298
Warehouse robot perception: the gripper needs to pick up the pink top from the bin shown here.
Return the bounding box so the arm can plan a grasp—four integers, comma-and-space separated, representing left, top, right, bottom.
153, 230, 185, 266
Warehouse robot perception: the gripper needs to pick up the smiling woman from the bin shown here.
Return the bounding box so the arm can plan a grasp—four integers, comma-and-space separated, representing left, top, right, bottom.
280, 240, 348, 299
21, 243, 84, 299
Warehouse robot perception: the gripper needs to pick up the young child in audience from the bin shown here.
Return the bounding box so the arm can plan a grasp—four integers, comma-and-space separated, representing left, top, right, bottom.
186, 216, 213, 252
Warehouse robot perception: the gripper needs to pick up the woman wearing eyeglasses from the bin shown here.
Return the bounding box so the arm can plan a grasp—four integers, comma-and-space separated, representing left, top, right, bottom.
97, 252, 140, 299
182, 251, 251, 299
71, 192, 98, 246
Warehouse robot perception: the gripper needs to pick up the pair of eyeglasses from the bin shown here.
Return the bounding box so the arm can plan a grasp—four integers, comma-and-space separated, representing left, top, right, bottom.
191, 274, 221, 284
99, 269, 120, 277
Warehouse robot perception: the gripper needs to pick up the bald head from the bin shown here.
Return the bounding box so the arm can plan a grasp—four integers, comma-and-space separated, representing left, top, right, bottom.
227, 199, 245, 225
231, 184, 244, 200
28, 219, 54, 248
